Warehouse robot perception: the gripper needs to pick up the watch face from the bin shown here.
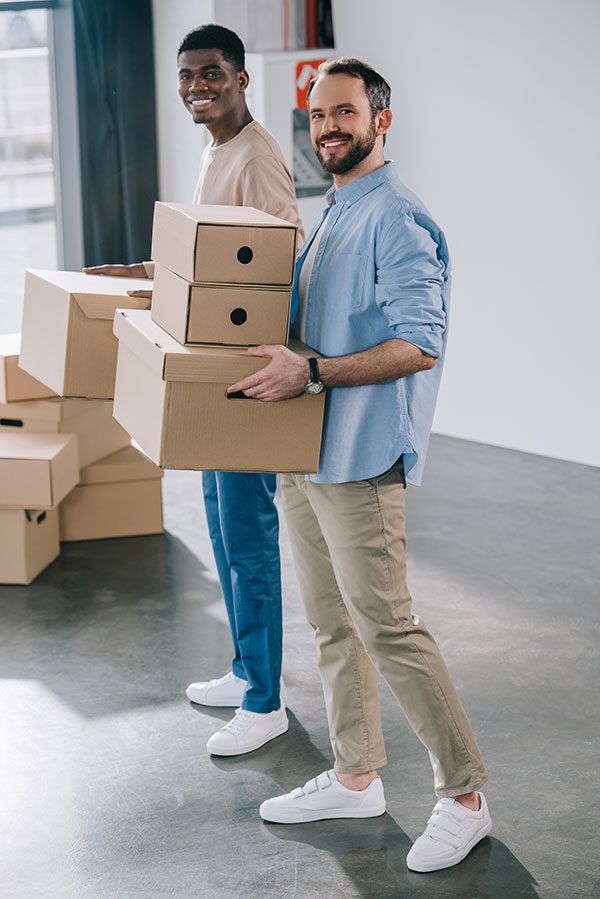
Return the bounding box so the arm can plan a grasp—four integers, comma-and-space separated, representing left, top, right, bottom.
305, 381, 324, 395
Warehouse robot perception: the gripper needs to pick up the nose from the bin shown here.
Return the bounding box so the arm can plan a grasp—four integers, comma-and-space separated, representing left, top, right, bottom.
321, 112, 340, 134
189, 73, 209, 93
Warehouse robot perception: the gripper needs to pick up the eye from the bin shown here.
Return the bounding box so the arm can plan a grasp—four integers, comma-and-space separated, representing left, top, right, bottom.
339, 108, 353, 115
311, 112, 324, 120
179, 73, 190, 81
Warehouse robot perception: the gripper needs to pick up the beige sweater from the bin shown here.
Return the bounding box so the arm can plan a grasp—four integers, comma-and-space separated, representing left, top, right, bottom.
145, 120, 303, 277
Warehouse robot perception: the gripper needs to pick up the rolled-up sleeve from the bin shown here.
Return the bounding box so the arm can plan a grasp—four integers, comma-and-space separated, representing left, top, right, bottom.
374, 209, 449, 358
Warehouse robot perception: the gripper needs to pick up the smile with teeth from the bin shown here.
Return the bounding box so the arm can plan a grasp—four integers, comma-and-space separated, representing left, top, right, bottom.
321, 138, 350, 149
189, 97, 216, 108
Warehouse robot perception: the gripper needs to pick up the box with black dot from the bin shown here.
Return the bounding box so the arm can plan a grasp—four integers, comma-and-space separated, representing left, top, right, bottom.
150, 202, 297, 287
151, 262, 291, 347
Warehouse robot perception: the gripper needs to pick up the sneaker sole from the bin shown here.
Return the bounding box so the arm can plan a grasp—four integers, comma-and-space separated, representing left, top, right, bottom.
406, 819, 492, 873
207, 720, 289, 756
186, 692, 244, 707
260, 802, 387, 824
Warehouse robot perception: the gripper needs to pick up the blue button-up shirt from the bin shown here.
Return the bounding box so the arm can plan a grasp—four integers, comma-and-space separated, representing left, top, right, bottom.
294, 161, 450, 486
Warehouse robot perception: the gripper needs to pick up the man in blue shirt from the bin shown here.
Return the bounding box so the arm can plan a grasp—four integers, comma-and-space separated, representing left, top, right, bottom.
228, 57, 491, 873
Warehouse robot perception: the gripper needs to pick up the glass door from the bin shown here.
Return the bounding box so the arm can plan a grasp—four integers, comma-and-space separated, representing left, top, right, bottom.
0, 6, 57, 333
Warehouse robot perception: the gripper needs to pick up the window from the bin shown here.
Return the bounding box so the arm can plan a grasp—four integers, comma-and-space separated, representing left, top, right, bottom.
0, 5, 57, 333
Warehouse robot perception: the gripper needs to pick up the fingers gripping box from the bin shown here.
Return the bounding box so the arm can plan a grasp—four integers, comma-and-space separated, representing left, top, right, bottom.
112, 310, 324, 473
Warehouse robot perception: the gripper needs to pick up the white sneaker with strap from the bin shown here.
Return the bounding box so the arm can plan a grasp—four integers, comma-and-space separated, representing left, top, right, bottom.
406, 794, 492, 872
259, 770, 386, 824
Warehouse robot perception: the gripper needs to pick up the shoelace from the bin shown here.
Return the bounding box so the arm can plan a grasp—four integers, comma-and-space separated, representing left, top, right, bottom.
206, 673, 239, 688
222, 709, 257, 735
423, 800, 469, 850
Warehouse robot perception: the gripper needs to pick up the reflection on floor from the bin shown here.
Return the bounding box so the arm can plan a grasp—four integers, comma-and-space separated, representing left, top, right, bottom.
1, 434, 598, 899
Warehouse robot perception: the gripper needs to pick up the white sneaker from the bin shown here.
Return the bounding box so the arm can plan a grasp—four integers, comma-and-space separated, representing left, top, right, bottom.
406, 794, 492, 872
259, 770, 386, 824
185, 672, 247, 707
206, 706, 289, 756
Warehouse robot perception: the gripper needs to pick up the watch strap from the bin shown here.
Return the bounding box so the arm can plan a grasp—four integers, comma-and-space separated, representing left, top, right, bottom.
307, 356, 321, 384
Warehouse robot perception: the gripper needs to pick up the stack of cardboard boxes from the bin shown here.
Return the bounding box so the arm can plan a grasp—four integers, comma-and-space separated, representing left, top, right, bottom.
1, 203, 326, 584
113, 203, 325, 472
0, 276, 164, 585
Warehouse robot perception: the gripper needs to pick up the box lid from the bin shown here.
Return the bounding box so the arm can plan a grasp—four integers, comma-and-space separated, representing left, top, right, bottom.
0, 397, 103, 423
114, 309, 315, 383
0, 430, 76, 462
156, 203, 296, 230
114, 309, 271, 383
80, 444, 163, 485
27, 270, 152, 320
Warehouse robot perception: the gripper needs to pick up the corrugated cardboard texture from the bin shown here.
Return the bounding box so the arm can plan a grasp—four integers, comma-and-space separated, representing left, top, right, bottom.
0, 333, 56, 403
0, 508, 59, 585
19, 270, 152, 398
150, 203, 296, 286
0, 398, 130, 469
0, 432, 79, 509
152, 263, 291, 347
113, 310, 324, 472
59, 478, 163, 541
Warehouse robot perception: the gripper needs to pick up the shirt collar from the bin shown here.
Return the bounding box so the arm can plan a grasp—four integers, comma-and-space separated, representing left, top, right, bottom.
325, 160, 395, 208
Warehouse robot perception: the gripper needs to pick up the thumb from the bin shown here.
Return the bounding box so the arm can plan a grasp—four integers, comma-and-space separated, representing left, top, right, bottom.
247, 345, 271, 357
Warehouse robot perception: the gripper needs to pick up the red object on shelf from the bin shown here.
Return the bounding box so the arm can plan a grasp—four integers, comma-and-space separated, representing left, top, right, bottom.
306, 0, 318, 49
296, 57, 327, 109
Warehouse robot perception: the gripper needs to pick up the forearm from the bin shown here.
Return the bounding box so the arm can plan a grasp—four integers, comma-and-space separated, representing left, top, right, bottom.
319, 338, 436, 388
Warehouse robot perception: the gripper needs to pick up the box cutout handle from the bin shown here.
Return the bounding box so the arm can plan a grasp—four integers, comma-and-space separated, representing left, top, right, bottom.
0, 418, 24, 428
226, 390, 254, 400
237, 246, 253, 265
230, 308, 247, 326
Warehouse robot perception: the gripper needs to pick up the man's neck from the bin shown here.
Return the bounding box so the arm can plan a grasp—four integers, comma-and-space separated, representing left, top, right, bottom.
207, 105, 254, 147
333, 150, 386, 190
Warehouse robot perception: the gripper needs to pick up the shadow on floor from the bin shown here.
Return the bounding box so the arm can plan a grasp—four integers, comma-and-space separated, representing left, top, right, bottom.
208, 711, 540, 899
0, 532, 230, 719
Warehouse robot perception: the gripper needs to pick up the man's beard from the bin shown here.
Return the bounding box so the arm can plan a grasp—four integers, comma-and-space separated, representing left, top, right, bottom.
315, 120, 377, 175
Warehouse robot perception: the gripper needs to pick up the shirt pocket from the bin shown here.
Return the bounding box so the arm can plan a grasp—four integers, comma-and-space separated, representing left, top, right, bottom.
319, 252, 369, 310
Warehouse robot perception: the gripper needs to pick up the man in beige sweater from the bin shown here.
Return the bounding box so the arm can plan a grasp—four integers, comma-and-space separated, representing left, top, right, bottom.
85, 25, 304, 756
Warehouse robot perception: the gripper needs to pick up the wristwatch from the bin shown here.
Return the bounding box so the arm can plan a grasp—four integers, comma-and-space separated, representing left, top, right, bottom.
304, 357, 324, 395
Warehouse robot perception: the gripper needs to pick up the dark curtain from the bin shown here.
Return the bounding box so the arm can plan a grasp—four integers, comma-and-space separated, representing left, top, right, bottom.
73, 0, 159, 266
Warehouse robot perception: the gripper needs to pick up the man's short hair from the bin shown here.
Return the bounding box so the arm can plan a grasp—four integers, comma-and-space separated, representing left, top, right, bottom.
307, 56, 391, 117
177, 24, 245, 71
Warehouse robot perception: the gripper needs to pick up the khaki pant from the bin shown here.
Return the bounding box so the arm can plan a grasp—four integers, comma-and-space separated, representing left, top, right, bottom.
280, 468, 487, 798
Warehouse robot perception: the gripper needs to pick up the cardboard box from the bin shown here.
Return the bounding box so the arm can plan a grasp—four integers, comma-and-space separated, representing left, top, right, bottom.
0, 508, 59, 585
151, 262, 291, 347
0, 397, 130, 468
0, 333, 56, 403
113, 310, 324, 473
0, 432, 79, 509
19, 270, 152, 398
151, 203, 297, 286
59, 445, 163, 542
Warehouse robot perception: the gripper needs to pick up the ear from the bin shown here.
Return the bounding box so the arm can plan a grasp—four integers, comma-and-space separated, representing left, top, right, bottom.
376, 108, 393, 138
239, 69, 250, 92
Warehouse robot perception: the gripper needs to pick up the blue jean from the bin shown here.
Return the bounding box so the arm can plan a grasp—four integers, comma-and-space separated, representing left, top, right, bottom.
202, 470, 282, 713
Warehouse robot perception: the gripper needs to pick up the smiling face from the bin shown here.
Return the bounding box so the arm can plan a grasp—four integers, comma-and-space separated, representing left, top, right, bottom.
309, 73, 390, 177
177, 48, 248, 126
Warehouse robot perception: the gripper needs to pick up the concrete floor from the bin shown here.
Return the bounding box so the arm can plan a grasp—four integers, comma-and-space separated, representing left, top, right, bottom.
0, 434, 598, 899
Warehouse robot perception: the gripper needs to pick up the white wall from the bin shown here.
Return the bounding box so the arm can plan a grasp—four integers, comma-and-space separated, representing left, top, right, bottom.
333, 0, 600, 468
151, 0, 215, 202
152, 0, 600, 468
